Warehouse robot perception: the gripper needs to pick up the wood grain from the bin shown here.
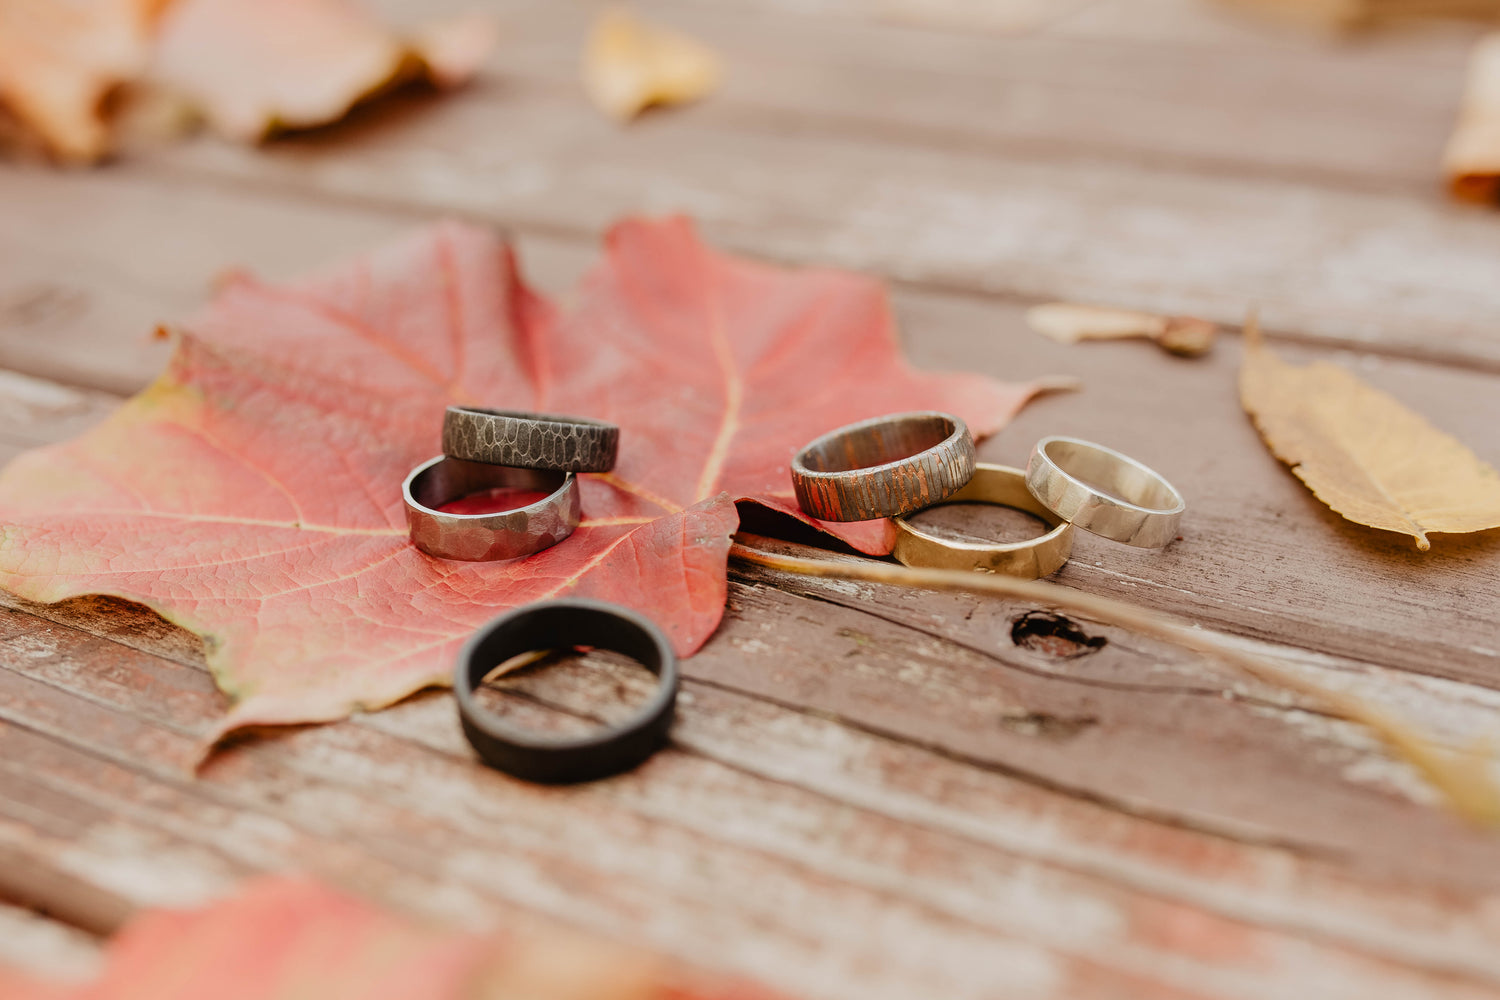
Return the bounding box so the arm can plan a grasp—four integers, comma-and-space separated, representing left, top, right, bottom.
3, 2, 1500, 996
2, 592, 1500, 999
125, 2, 1500, 366
486, 0, 1475, 191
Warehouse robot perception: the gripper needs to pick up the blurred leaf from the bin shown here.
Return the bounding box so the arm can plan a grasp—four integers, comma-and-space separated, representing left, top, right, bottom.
1446, 31, 1500, 204
1026, 303, 1215, 357
0, 878, 789, 999
1238, 314, 1500, 550
1215, 0, 1500, 30
149, 0, 496, 142
583, 7, 722, 122
0, 0, 169, 162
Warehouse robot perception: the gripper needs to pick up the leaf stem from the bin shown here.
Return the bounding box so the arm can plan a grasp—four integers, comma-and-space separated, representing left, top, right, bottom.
729, 535, 1500, 827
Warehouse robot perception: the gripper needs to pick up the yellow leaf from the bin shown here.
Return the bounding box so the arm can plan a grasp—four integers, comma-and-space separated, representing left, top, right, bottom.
582, 7, 721, 122
1238, 316, 1500, 550
1025, 303, 1215, 357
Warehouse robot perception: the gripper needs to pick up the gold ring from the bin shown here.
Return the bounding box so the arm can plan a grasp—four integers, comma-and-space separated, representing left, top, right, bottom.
891, 463, 1073, 578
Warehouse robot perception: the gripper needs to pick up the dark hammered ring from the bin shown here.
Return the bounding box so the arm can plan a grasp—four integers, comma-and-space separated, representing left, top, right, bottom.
443, 406, 619, 473
455, 599, 678, 784
403, 455, 580, 561
791, 411, 976, 522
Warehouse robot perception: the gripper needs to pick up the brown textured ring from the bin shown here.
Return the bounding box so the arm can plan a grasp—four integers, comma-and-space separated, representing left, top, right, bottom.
791, 411, 976, 522
443, 406, 619, 473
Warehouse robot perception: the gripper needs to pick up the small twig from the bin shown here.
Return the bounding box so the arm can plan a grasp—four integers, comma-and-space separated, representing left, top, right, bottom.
730, 535, 1500, 826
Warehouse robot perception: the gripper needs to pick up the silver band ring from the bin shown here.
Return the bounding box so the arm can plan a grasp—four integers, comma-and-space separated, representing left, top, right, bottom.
892, 464, 1074, 578
1025, 436, 1185, 548
442, 406, 619, 473
404, 455, 581, 561
791, 411, 976, 522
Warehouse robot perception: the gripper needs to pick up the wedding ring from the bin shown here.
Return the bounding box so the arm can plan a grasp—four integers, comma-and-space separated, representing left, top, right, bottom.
1025, 436, 1185, 548
791, 411, 976, 522
455, 599, 678, 784
443, 406, 619, 473
892, 464, 1074, 577
403, 455, 581, 561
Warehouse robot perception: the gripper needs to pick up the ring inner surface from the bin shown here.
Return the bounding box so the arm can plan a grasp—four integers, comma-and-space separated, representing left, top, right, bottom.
412, 458, 566, 514
475, 648, 660, 739
465, 607, 667, 747
802, 414, 954, 473
1047, 439, 1177, 510
906, 467, 1059, 545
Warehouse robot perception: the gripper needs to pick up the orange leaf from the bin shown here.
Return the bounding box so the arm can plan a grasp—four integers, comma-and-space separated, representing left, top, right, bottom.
149, 0, 496, 141
0, 217, 1047, 742
583, 8, 722, 122
0, 0, 169, 161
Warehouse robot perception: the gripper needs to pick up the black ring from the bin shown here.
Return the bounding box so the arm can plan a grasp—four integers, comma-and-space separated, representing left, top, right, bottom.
442, 406, 620, 473
454, 599, 678, 784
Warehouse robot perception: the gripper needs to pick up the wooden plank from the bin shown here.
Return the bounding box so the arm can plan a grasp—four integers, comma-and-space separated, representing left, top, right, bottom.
0, 167, 418, 394
474, 0, 1473, 191
2, 597, 1500, 998
0, 903, 101, 984
0, 167, 598, 393
8, 551, 1500, 943
0, 370, 117, 465
137, 77, 1500, 368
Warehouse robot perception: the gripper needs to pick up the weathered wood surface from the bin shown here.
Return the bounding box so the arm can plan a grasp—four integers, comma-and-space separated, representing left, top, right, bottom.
138, 0, 1500, 366
3, 0, 1500, 997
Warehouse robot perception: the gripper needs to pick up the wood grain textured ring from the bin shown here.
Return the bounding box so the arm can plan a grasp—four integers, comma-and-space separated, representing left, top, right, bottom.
892, 464, 1074, 577
404, 455, 580, 561
791, 411, 976, 522
1025, 436, 1185, 548
443, 406, 619, 473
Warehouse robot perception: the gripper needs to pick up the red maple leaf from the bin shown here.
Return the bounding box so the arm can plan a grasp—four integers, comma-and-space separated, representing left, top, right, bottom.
0, 218, 1048, 742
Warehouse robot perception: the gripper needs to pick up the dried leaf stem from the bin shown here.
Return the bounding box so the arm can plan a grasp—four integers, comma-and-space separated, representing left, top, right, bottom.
730, 536, 1500, 826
